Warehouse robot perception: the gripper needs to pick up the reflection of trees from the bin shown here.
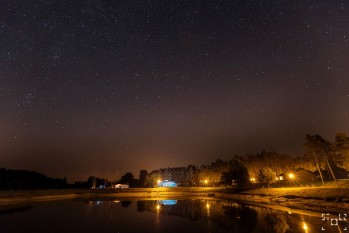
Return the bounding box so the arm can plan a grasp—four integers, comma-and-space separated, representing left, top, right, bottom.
0, 206, 32, 215
137, 200, 203, 220
222, 204, 257, 233
137, 200, 260, 232
136, 200, 314, 233
80, 199, 318, 233
264, 213, 289, 233
120, 201, 132, 208
137, 201, 146, 212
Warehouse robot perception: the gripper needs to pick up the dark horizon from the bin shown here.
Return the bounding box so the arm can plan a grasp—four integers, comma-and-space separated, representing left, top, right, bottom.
1, 1, 349, 181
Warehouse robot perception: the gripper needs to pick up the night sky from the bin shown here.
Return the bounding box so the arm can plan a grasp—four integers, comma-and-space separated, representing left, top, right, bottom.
1, 1, 349, 181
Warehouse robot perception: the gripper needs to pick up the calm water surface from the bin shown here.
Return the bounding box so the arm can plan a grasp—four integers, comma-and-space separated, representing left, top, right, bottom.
0, 199, 347, 233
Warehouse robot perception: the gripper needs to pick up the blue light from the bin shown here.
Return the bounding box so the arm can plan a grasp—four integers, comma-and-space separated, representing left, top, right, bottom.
158, 200, 177, 205
158, 181, 177, 187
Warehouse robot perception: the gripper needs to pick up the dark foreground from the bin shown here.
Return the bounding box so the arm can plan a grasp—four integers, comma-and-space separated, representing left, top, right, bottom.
1, 198, 348, 233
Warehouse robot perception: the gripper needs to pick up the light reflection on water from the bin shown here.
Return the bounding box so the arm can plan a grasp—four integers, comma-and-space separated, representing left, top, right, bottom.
0, 199, 347, 233
157, 200, 177, 205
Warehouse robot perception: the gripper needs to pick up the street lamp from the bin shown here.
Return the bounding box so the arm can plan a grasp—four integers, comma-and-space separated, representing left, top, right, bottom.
204, 179, 208, 185
288, 173, 294, 179
288, 173, 295, 187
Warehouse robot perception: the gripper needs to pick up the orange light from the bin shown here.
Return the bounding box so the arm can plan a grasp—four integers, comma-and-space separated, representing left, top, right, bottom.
303, 222, 308, 231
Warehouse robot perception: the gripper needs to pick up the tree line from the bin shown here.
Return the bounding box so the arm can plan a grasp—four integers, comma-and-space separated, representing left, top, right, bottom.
78, 132, 349, 188
131, 132, 349, 188
0, 168, 67, 189
1, 132, 348, 189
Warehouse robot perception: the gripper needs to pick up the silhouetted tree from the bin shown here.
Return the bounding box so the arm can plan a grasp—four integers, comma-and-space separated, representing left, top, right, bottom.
119, 172, 134, 185
242, 151, 295, 180
139, 169, 148, 186
304, 134, 334, 186
333, 132, 349, 170
256, 168, 276, 188
220, 159, 249, 188
264, 213, 289, 233
0, 168, 68, 190
120, 201, 132, 208
87, 176, 96, 188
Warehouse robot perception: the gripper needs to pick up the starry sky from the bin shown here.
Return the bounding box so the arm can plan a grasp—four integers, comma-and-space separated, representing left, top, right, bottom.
1, 0, 349, 181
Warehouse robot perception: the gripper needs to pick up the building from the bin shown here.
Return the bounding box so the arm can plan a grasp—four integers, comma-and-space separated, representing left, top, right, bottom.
295, 168, 317, 182
158, 180, 177, 187
115, 184, 129, 189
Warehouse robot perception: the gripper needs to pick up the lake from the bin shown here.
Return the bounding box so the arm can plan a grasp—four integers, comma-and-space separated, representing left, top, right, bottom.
0, 198, 347, 233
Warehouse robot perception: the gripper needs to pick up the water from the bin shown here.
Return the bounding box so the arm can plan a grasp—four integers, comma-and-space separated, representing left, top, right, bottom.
0, 198, 347, 233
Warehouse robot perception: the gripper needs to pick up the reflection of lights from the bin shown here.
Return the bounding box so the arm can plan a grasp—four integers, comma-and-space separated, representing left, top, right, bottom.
158, 200, 177, 205
113, 200, 120, 203
205, 202, 210, 216
88, 201, 93, 207
303, 222, 308, 232
155, 203, 160, 224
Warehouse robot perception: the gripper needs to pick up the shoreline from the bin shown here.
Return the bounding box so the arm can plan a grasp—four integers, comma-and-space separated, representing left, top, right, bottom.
0, 187, 348, 215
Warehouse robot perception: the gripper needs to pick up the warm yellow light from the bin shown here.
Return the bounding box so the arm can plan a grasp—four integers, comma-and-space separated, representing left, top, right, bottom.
275, 177, 279, 180
288, 173, 295, 179
204, 179, 208, 184
157, 179, 161, 184
303, 222, 308, 231
156, 204, 160, 210
250, 177, 255, 182
206, 204, 210, 208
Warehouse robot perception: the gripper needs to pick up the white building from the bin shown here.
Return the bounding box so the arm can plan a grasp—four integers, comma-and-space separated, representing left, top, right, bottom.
114, 184, 129, 189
